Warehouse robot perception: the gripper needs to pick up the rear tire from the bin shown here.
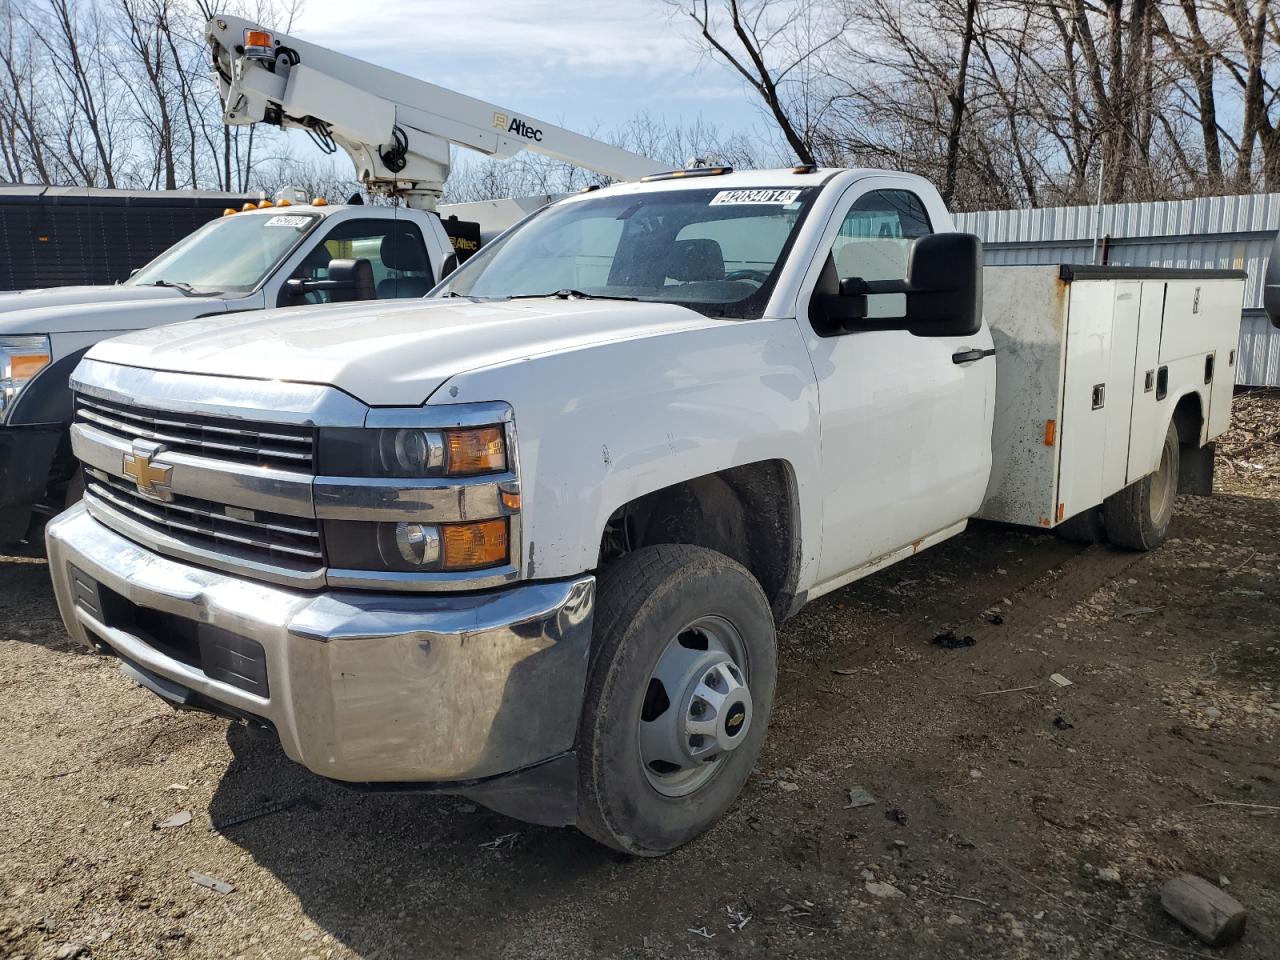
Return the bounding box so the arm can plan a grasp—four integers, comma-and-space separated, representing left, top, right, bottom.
576, 544, 777, 856
1103, 421, 1180, 551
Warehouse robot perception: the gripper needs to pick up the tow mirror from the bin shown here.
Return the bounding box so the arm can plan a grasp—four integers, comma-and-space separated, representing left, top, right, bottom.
284, 258, 376, 302
818, 233, 983, 337
1264, 230, 1280, 329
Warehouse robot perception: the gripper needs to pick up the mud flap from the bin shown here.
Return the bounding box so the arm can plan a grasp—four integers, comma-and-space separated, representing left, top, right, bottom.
1178, 441, 1215, 497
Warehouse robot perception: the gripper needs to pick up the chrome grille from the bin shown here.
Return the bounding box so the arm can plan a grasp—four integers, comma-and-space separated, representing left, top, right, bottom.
75, 394, 314, 471
85, 470, 323, 569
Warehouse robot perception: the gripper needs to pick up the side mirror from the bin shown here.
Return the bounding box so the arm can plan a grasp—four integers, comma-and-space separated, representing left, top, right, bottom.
817, 233, 983, 337
1265, 230, 1280, 329
284, 258, 376, 302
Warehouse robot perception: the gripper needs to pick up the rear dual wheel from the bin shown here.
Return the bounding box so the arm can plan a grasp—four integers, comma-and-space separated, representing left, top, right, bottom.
1055, 421, 1181, 551
1104, 421, 1180, 550
576, 544, 776, 856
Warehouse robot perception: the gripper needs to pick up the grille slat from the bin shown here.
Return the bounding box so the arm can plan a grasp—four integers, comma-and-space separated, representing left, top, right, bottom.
86, 473, 323, 564
76, 395, 314, 470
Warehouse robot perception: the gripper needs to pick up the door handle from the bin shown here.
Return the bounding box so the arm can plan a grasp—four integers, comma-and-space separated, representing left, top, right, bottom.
952, 348, 995, 364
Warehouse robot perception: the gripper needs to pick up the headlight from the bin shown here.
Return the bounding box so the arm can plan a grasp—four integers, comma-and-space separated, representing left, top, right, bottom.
318, 425, 508, 477
0, 335, 51, 420
324, 518, 510, 572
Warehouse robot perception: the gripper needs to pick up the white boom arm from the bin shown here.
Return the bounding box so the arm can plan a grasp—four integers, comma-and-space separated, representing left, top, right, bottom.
206, 14, 666, 210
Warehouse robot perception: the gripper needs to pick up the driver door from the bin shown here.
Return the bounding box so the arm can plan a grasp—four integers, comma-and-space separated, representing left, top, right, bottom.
799, 180, 994, 585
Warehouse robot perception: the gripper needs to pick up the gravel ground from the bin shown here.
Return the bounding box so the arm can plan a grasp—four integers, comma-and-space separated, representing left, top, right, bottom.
1, 394, 1277, 960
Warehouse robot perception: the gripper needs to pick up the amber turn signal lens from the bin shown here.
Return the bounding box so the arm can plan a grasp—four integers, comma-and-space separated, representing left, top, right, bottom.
441, 518, 508, 570
445, 426, 506, 475
11, 352, 50, 380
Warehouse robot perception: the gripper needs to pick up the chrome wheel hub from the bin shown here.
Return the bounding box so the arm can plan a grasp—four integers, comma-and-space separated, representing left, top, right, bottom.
638, 616, 752, 797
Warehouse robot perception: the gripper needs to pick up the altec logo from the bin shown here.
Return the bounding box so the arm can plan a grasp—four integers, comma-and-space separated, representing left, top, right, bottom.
492, 113, 543, 142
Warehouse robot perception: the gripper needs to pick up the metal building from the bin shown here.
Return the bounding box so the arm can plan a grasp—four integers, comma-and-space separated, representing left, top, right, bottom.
955, 193, 1280, 386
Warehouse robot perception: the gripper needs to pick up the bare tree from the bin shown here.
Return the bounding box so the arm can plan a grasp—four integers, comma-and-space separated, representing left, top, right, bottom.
673, 0, 851, 165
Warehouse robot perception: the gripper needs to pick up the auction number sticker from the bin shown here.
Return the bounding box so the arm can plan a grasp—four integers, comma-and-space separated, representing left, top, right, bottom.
265, 215, 311, 227
710, 189, 802, 205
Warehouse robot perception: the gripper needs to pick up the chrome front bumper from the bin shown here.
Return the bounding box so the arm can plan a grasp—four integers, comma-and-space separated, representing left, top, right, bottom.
46, 503, 595, 784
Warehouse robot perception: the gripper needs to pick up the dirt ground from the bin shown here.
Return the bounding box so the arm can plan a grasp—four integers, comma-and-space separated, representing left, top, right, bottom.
2, 394, 1277, 960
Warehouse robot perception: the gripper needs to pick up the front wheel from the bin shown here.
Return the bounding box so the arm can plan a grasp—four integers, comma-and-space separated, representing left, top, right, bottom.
576, 544, 777, 856
1103, 420, 1180, 551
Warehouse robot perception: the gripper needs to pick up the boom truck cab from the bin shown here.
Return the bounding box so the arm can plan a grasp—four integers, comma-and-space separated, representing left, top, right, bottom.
0, 14, 663, 545
46, 165, 1247, 854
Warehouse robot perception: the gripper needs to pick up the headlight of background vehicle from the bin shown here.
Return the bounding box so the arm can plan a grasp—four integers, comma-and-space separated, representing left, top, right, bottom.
0, 335, 52, 421
318, 425, 507, 477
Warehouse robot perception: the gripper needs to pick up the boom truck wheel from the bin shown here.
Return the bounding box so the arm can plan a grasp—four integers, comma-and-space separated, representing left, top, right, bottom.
1103, 421, 1181, 551
576, 544, 777, 855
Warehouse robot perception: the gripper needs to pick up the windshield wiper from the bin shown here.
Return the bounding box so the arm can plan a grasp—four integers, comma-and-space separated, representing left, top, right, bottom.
506, 289, 638, 302
145, 279, 201, 295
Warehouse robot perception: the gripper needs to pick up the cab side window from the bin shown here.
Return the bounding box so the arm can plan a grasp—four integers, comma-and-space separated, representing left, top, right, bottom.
831, 189, 932, 284
289, 219, 434, 304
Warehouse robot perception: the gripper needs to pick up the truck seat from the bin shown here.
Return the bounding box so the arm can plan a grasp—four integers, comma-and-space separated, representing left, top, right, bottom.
666, 238, 725, 283
377, 229, 434, 298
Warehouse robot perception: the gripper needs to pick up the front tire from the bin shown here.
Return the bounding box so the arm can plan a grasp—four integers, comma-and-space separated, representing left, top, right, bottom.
1103, 421, 1180, 551
577, 544, 777, 856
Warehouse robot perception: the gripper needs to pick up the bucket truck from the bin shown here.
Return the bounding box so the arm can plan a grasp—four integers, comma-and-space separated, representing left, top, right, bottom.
0, 16, 663, 546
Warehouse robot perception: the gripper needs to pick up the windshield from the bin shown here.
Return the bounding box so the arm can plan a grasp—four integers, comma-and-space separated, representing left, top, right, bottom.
434, 186, 818, 318
127, 212, 320, 294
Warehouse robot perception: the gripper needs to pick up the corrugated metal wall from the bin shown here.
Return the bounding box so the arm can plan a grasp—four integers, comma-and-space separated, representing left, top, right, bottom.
955, 193, 1280, 386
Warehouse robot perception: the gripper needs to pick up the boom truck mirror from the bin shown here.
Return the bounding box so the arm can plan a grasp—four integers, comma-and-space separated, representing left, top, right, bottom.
284, 258, 376, 302
1264, 230, 1280, 328
816, 232, 984, 338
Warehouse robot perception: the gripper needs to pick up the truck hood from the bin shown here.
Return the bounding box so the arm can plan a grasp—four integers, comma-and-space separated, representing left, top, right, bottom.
0, 284, 226, 335
86, 297, 727, 406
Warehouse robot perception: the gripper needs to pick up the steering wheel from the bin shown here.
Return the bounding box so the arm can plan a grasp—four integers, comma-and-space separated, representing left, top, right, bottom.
724, 269, 770, 283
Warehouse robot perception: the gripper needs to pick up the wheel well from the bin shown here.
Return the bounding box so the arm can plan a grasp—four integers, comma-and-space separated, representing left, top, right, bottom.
1171, 392, 1203, 445
597, 460, 801, 623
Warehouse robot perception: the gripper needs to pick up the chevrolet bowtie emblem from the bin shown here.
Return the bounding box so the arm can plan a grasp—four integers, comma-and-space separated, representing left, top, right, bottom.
122, 441, 173, 499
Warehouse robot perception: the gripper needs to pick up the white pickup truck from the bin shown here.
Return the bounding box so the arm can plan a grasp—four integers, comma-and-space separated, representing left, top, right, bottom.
46, 167, 1246, 855
0, 199, 460, 543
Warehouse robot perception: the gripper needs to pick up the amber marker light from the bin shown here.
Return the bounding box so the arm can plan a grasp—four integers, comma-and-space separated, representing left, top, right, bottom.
1044, 419, 1057, 447
11, 349, 50, 380
222, 208, 236, 216
441, 519, 509, 570
244, 29, 273, 48
312, 197, 328, 206
241, 202, 258, 211
445, 426, 506, 475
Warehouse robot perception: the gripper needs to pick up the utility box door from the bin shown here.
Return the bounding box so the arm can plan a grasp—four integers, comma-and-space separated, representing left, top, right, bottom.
1126, 281, 1167, 484
1101, 282, 1142, 495
1056, 281, 1116, 522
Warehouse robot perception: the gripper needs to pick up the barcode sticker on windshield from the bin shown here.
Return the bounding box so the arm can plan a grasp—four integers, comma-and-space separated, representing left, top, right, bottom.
264, 215, 311, 227
710, 189, 802, 205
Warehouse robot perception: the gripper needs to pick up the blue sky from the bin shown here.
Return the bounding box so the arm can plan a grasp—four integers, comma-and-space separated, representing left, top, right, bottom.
290, 0, 771, 157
